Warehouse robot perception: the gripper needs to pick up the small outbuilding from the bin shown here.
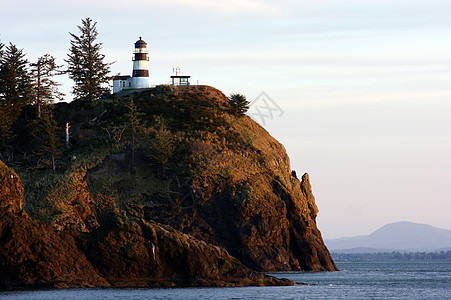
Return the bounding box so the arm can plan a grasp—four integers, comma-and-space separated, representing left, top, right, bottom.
112, 75, 132, 94
170, 74, 191, 86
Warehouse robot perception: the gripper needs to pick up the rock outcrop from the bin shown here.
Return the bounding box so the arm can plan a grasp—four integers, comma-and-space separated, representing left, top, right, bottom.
0, 160, 23, 214
0, 161, 109, 289
1, 85, 337, 290
0, 160, 292, 289
102, 86, 335, 272
81, 215, 292, 287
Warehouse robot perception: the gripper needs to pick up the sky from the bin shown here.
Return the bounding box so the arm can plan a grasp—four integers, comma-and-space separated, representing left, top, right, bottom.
1, 0, 450, 238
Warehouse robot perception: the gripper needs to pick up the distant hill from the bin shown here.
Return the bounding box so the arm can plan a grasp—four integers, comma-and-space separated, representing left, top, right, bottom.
325, 221, 451, 253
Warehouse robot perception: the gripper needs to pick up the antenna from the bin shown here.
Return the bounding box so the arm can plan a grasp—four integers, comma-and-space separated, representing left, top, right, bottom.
172, 66, 181, 76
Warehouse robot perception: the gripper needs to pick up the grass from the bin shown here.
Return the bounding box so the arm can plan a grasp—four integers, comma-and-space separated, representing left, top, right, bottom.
20, 169, 84, 223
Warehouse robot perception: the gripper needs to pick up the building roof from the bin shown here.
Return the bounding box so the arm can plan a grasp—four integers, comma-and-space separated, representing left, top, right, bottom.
135, 37, 147, 48
170, 75, 191, 78
113, 75, 131, 80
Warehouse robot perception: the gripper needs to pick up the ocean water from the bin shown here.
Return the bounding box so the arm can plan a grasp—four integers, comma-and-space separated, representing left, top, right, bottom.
1, 260, 450, 299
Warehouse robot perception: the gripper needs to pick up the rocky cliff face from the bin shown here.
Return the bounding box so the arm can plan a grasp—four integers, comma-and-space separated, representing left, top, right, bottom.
0, 160, 109, 289
2, 85, 336, 289
0, 160, 292, 289
0, 160, 23, 214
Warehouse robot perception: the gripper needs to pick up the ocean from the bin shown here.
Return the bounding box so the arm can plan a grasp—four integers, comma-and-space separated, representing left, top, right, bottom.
1, 260, 450, 299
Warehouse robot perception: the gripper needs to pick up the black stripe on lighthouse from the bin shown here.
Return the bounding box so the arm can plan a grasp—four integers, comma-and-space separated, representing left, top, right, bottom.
133, 70, 149, 77
134, 53, 148, 60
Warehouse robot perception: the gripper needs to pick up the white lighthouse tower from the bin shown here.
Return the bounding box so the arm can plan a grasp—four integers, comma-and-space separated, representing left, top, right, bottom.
131, 37, 151, 89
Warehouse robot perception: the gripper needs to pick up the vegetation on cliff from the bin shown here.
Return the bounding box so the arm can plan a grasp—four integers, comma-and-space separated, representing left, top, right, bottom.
0, 84, 337, 289
0, 17, 110, 167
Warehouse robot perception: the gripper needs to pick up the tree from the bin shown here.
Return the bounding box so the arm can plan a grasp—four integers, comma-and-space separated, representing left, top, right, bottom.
30, 54, 64, 118
30, 108, 61, 173
0, 43, 33, 145
145, 117, 175, 178
66, 17, 112, 102
228, 93, 250, 116
0, 41, 9, 145
125, 97, 144, 173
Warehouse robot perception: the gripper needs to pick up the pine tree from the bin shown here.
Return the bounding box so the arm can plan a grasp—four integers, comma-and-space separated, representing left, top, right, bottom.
0, 41, 8, 145
0, 43, 33, 146
228, 93, 250, 116
30, 108, 61, 173
125, 97, 144, 173
30, 54, 64, 118
145, 117, 175, 178
66, 17, 112, 102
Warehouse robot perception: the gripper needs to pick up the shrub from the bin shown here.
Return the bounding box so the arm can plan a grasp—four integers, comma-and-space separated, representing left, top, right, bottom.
228, 93, 250, 116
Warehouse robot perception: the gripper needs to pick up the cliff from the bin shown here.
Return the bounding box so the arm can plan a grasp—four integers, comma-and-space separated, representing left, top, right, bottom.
0, 160, 291, 289
0, 85, 336, 289
0, 160, 108, 289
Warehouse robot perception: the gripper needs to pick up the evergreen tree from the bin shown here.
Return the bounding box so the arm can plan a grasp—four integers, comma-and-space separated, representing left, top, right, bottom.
228, 93, 250, 116
30, 54, 64, 118
145, 117, 175, 178
30, 108, 61, 173
0, 43, 33, 146
0, 41, 8, 145
0, 41, 3, 65
125, 97, 144, 173
66, 17, 112, 102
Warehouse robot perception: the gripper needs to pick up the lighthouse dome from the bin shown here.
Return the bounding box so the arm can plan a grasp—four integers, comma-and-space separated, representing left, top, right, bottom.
135, 37, 147, 48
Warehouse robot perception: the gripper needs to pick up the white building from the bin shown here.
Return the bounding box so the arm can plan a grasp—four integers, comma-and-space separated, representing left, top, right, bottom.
170, 67, 191, 86
113, 37, 151, 93
112, 75, 131, 93
171, 74, 191, 86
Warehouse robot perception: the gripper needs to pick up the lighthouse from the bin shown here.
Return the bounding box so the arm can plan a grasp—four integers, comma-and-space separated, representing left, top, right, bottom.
112, 37, 151, 93
131, 37, 151, 89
